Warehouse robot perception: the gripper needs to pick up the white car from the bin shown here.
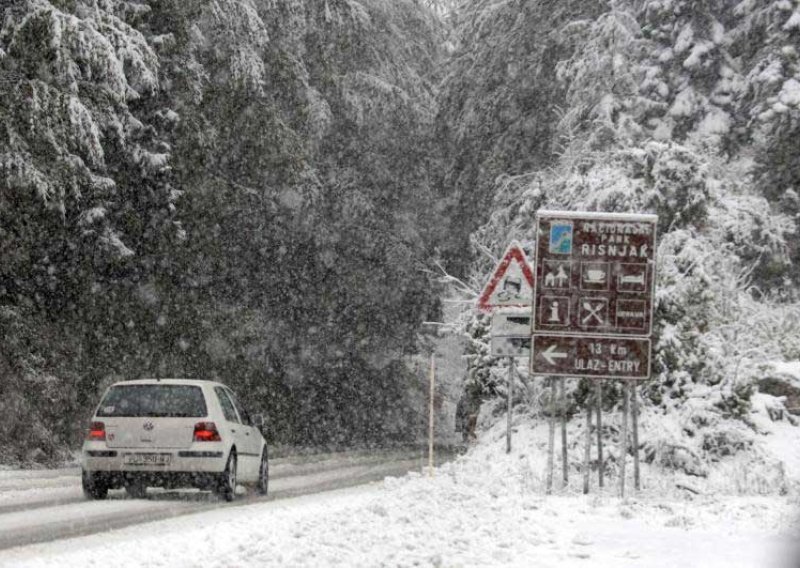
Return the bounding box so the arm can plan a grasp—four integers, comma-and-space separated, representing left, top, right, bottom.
81, 378, 268, 501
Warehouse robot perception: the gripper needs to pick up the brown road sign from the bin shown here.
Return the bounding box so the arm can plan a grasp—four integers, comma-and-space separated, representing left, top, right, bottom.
532, 335, 651, 380
533, 211, 657, 337
531, 210, 657, 380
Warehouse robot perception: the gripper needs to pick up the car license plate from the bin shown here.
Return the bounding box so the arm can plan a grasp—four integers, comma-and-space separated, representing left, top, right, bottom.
124, 453, 171, 466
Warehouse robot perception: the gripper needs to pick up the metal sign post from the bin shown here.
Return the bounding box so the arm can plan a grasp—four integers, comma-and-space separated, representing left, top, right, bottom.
583, 400, 591, 494
530, 210, 657, 496
620, 383, 629, 497
428, 354, 435, 477
507, 358, 513, 454
631, 383, 640, 490
560, 378, 568, 487
546, 378, 556, 494
596, 381, 604, 488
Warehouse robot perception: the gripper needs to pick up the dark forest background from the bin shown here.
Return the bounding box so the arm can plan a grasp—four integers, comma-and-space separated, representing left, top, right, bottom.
3, 0, 800, 464
1, 0, 450, 461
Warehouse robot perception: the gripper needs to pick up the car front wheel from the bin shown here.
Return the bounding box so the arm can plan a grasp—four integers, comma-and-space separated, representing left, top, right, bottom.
216, 451, 237, 502
256, 449, 269, 496
82, 470, 109, 500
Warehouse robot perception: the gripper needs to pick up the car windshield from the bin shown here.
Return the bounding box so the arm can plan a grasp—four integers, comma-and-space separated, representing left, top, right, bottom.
96, 385, 207, 418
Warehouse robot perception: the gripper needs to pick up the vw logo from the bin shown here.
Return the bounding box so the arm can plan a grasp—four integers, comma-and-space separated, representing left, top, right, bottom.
143, 422, 154, 431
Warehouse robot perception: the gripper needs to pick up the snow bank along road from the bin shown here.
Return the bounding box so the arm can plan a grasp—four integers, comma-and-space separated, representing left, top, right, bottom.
0, 449, 447, 551
2, 459, 798, 568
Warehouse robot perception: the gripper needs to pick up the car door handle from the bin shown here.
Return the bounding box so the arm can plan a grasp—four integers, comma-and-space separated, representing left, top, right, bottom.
231, 429, 236, 433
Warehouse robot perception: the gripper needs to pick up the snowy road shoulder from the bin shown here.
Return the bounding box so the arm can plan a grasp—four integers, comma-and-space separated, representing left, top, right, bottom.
2, 458, 798, 568
0, 483, 380, 568
0, 450, 431, 515
0, 454, 440, 551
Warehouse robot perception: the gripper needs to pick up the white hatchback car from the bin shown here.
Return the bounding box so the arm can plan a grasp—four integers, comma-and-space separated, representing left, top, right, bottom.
81, 378, 268, 501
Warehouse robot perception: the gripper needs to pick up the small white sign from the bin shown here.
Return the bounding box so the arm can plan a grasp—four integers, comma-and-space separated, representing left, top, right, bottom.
490, 336, 531, 359
491, 312, 531, 336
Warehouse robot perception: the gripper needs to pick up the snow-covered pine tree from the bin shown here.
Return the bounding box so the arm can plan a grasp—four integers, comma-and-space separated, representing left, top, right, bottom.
0, 0, 180, 460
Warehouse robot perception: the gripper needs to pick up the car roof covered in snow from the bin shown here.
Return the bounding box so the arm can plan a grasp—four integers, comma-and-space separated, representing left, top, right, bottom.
109, 378, 228, 389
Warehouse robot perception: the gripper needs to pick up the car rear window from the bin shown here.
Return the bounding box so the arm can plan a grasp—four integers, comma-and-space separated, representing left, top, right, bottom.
96, 385, 207, 418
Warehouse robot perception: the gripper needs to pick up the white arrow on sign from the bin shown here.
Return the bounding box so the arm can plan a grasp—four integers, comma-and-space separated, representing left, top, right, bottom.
541, 344, 568, 365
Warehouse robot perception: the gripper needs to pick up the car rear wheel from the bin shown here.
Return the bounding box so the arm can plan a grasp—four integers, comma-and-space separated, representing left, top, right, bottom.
82, 470, 109, 500
125, 478, 147, 499
216, 450, 237, 502
256, 449, 269, 496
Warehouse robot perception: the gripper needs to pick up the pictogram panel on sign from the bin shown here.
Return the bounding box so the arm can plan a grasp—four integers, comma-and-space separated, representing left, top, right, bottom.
532, 211, 657, 338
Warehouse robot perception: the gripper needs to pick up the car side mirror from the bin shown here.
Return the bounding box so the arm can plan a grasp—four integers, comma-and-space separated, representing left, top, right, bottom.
253, 414, 265, 429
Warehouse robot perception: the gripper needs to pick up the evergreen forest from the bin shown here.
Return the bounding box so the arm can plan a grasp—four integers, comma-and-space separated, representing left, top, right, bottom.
2, 0, 800, 465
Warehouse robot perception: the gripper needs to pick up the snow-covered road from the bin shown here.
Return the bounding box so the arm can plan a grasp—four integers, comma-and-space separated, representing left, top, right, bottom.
0, 450, 440, 551
1, 459, 797, 568
1, 430, 798, 568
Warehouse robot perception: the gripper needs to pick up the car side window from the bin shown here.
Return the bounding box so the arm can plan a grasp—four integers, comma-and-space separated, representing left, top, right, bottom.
214, 387, 240, 423
226, 389, 251, 426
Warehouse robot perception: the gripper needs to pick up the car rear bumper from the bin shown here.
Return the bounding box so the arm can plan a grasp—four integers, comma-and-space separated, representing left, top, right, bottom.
82, 444, 227, 475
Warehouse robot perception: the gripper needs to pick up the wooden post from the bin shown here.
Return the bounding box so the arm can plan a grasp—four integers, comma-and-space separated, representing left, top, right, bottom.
596, 381, 604, 488
631, 382, 640, 491
560, 378, 568, 486
507, 357, 513, 454
619, 382, 629, 497
583, 383, 591, 495
546, 379, 556, 494
428, 354, 435, 476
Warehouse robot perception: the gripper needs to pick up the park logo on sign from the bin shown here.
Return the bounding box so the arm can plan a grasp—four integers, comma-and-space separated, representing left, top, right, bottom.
549, 221, 573, 255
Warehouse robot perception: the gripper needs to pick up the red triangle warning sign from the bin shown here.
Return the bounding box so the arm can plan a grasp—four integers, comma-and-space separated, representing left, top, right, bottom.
477, 242, 535, 312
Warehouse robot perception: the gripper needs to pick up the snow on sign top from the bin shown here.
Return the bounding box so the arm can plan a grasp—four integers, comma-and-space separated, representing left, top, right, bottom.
476, 242, 535, 312
536, 210, 658, 223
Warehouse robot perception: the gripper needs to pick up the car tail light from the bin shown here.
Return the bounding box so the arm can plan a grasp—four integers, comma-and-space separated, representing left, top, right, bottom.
87, 421, 106, 441
193, 422, 221, 442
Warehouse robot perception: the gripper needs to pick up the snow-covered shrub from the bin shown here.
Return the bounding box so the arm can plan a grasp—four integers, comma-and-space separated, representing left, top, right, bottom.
644, 143, 710, 232
463, 314, 496, 397
702, 428, 753, 458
